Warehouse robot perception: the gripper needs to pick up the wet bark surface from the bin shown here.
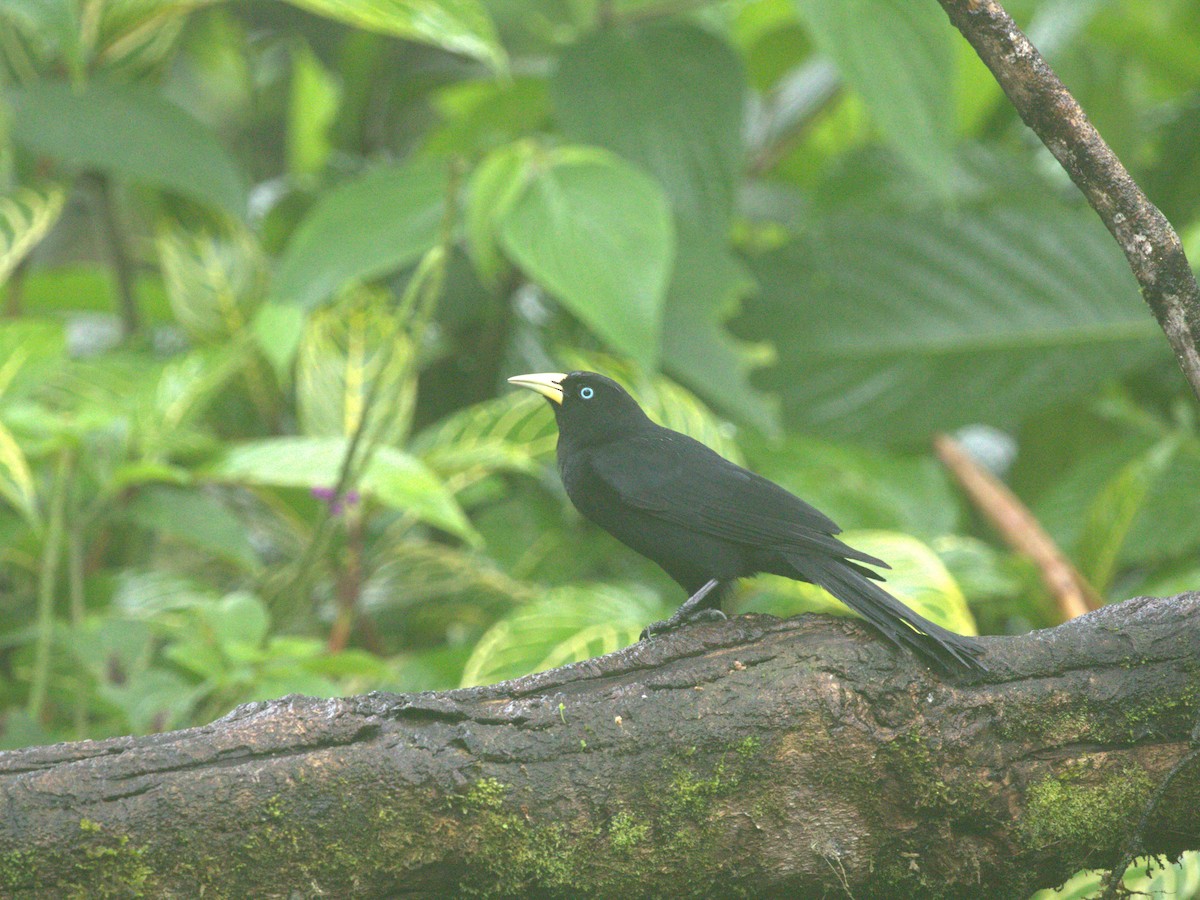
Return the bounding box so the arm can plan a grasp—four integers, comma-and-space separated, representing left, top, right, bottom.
1, 593, 1198, 898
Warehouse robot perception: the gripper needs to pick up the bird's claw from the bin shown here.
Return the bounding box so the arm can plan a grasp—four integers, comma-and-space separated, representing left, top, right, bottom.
639, 608, 728, 641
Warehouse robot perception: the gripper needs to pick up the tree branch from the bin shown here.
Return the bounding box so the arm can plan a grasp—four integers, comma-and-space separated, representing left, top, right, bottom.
1, 593, 1197, 897
936, 0, 1200, 402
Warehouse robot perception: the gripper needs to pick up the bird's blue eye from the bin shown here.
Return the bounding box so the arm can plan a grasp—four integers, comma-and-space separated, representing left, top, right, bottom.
580, 386, 594, 399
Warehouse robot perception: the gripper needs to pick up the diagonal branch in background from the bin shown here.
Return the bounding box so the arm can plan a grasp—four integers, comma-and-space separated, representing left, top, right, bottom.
934, 433, 1100, 621
936, 0, 1200, 402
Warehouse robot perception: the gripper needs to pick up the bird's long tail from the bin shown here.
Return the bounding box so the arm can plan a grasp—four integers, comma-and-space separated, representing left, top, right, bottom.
797, 556, 987, 672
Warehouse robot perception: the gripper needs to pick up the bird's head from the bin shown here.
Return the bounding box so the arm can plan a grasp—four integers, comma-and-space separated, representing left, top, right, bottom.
507, 371, 651, 447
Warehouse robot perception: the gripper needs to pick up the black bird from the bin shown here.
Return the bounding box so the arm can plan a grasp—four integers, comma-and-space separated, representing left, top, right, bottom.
509, 370, 986, 672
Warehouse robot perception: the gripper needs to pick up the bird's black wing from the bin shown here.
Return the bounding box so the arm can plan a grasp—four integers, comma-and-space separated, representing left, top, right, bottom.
588, 429, 887, 569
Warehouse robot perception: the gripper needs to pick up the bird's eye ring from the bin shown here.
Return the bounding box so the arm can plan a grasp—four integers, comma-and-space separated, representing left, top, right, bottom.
579, 386, 594, 399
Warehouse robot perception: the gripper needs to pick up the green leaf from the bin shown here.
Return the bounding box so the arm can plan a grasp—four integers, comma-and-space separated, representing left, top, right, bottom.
465, 140, 536, 288
0, 420, 39, 528
741, 201, 1165, 442
553, 23, 745, 227
287, 40, 341, 177
252, 301, 307, 381
660, 223, 774, 431
412, 391, 555, 480
203, 591, 270, 654
461, 584, 671, 687
296, 288, 415, 444
498, 149, 674, 366
99, 668, 198, 734
272, 158, 449, 309
742, 530, 979, 636
124, 485, 258, 570
10, 80, 246, 214
1076, 436, 1181, 592
283, 0, 506, 72
0, 182, 66, 283
0, 320, 67, 403
794, 0, 956, 189
156, 219, 267, 341
208, 436, 478, 543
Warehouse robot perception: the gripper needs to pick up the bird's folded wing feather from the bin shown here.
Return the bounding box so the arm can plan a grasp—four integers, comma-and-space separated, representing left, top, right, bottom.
588, 431, 886, 566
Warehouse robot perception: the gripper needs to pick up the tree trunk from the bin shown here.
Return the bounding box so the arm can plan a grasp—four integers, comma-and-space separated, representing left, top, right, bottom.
1, 593, 1198, 898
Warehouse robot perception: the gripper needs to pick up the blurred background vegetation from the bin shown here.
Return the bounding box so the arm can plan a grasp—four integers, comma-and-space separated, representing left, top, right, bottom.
0, 1, 1198, 886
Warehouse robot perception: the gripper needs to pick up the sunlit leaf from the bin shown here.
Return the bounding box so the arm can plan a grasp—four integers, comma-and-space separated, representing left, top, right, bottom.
208, 436, 478, 543
0, 420, 40, 528
461, 584, 671, 687
157, 219, 267, 341
296, 288, 415, 445
287, 39, 341, 177
0, 182, 66, 283
741, 530, 979, 636
283, 0, 506, 72
411, 391, 554, 480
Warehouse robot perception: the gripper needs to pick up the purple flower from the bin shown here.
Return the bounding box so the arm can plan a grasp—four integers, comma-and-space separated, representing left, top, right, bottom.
311, 486, 360, 516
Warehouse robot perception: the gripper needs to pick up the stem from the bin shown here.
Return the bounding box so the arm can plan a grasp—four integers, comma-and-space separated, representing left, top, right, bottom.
90, 174, 140, 338
68, 520, 86, 738
267, 160, 464, 616
3, 257, 30, 318
28, 450, 72, 722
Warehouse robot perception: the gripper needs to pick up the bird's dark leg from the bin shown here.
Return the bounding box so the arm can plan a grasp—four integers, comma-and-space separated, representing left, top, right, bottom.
640, 578, 727, 641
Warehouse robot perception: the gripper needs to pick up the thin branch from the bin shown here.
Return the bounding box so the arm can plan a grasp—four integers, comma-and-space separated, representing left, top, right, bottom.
88, 174, 140, 338
934, 433, 1100, 620
935, 0, 1200, 401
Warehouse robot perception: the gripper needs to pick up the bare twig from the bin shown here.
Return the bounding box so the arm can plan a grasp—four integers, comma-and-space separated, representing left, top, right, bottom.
934, 433, 1099, 620
935, 0, 1200, 401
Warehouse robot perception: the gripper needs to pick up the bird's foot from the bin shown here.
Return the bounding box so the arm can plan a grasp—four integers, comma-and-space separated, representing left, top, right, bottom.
639, 608, 727, 641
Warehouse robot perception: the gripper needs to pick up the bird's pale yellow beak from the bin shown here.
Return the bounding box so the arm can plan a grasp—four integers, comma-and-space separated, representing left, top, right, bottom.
507, 372, 567, 405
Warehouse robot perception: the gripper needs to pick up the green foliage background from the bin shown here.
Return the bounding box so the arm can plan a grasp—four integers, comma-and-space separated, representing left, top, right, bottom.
1, 0, 1198, 891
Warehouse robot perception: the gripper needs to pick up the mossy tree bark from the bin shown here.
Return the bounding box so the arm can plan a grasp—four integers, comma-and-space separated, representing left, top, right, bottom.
1, 593, 1198, 898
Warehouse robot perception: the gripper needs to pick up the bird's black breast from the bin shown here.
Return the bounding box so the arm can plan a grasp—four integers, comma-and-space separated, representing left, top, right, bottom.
558, 437, 752, 593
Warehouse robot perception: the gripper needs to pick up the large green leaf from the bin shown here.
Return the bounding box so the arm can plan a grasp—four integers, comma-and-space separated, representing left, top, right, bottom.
498, 149, 674, 366
660, 223, 774, 431
10, 80, 245, 214
553, 23, 744, 228
794, 0, 956, 189
460, 583, 671, 687
283, 0, 505, 72
741, 201, 1166, 442
272, 158, 449, 309
208, 436, 478, 543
